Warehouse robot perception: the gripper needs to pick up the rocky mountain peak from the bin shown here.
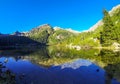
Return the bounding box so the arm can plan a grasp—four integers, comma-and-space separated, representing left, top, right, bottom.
36, 24, 51, 29
30, 24, 53, 33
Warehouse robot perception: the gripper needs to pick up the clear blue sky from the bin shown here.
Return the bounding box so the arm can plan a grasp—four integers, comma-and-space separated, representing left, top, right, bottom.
0, 0, 120, 34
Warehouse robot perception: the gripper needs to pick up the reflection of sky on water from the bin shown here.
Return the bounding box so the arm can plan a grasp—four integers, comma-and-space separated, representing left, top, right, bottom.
0, 57, 120, 84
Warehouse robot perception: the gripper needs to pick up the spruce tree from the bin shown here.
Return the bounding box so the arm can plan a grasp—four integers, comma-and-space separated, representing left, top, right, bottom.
101, 9, 115, 46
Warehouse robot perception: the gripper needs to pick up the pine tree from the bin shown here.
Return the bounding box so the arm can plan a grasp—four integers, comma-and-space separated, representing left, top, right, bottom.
101, 9, 116, 46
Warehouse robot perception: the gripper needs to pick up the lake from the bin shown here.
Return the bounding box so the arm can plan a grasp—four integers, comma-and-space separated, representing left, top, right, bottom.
0, 46, 120, 84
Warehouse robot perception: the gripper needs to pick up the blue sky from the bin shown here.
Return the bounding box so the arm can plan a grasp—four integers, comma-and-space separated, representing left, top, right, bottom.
0, 0, 120, 34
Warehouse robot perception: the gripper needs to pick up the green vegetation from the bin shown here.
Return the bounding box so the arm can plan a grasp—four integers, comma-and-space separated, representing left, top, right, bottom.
1, 5, 120, 84
27, 7, 120, 48
0, 5, 120, 49
28, 24, 53, 44
28, 26, 100, 47
100, 9, 120, 46
48, 28, 76, 45
63, 32, 100, 47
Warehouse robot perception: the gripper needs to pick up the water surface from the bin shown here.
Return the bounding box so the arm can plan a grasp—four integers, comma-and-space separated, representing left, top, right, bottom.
0, 47, 120, 84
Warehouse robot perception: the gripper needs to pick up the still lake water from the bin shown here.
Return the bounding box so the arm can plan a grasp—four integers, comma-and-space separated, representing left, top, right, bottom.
0, 47, 120, 84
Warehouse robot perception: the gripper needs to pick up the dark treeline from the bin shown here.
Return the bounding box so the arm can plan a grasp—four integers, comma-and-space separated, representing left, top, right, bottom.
0, 35, 43, 49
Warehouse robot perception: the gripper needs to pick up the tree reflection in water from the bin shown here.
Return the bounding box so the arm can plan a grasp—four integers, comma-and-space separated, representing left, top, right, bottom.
0, 47, 120, 84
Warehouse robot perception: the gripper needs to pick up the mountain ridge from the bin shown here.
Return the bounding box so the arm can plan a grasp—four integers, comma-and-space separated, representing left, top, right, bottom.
88, 4, 120, 32
0, 4, 120, 48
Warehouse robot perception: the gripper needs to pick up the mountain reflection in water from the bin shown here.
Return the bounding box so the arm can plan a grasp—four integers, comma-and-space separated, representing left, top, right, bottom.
0, 58, 104, 84
0, 47, 120, 84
